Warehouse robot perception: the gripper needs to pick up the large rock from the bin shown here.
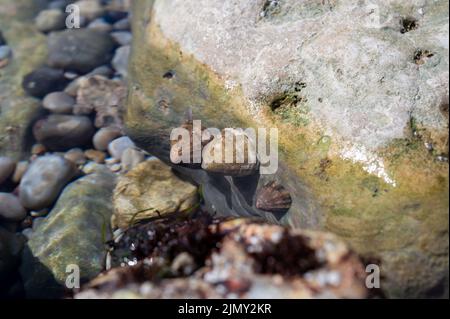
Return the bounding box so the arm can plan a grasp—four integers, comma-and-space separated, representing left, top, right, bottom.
0, 0, 49, 160
126, 0, 449, 298
47, 29, 116, 74
20, 169, 116, 298
112, 159, 198, 229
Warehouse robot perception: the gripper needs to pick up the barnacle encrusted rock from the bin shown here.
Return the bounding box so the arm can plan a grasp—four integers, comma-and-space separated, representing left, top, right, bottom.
76, 217, 370, 299
112, 159, 198, 229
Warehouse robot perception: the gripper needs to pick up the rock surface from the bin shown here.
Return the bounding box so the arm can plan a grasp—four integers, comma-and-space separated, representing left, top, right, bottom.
47, 29, 115, 73
107, 136, 134, 159
93, 126, 122, 151
20, 169, 116, 298
19, 155, 77, 210
112, 159, 198, 229
126, 0, 449, 298
22, 66, 68, 98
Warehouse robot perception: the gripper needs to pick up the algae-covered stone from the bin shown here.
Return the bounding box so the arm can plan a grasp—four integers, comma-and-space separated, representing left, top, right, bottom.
0, 0, 49, 160
126, 0, 449, 298
20, 169, 116, 298
112, 159, 198, 229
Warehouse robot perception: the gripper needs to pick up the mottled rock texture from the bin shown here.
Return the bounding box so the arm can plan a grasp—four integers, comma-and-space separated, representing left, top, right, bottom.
20, 169, 116, 298
126, 0, 449, 298
0, 0, 49, 160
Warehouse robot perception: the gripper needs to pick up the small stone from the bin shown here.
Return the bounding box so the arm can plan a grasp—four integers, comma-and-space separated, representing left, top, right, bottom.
74, 0, 105, 22
93, 126, 122, 151
85, 149, 106, 164
112, 159, 198, 229
35, 9, 66, 33
19, 155, 77, 210
42, 92, 75, 114
82, 162, 106, 175
111, 31, 132, 46
0, 45, 11, 60
47, 29, 116, 74
0, 157, 16, 185
113, 17, 130, 31
21, 228, 33, 240
88, 18, 113, 32
64, 71, 79, 80
12, 161, 29, 184
33, 114, 95, 151
90, 65, 114, 78
22, 67, 69, 98
112, 45, 130, 77
64, 148, 87, 166
31, 144, 47, 156
108, 136, 135, 159
20, 216, 33, 230
121, 148, 145, 172
0, 193, 27, 222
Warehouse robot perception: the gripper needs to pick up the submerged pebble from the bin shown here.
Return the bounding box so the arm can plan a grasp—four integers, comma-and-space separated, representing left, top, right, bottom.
42, 92, 75, 114
35, 9, 66, 33
33, 114, 95, 151
108, 136, 135, 159
19, 155, 77, 210
0, 193, 27, 222
0, 157, 16, 185
93, 126, 122, 151
22, 66, 68, 98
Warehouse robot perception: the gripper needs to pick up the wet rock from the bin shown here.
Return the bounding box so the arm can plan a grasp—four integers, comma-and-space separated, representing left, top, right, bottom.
112, 159, 198, 229
0, 193, 27, 222
42, 92, 75, 114
22, 67, 68, 98
74, 0, 105, 22
19, 155, 77, 210
77, 217, 369, 299
48, 0, 72, 10
111, 45, 130, 77
111, 31, 132, 46
35, 9, 66, 33
121, 148, 145, 172
0, 157, 16, 185
11, 161, 29, 184
64, 148, 87, 166
85, 149, 106, 164
64, 66, 114, 96
113, 17, 130, 31
73, 76, 126, 128
107, 136, 134, 159
47, 29, 115, 74
127, 0, 449, 298
33, 114, 95, 151
31, 143, 47, 156
20, 170, 116, 298
93, 126, 122, 151
0, 227, 25, 292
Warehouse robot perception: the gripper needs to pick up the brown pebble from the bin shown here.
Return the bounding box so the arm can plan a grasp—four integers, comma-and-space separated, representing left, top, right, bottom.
64, 148, 87, 165
85, 149, 106, 163
12, 161, 29, 184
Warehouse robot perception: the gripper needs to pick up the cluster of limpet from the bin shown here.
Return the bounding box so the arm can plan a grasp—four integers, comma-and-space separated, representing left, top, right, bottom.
170, 122, 292, 214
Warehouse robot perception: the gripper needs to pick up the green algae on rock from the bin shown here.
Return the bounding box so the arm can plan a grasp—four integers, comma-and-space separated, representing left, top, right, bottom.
0, 0, 49, 160
126, 0, 449, 298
